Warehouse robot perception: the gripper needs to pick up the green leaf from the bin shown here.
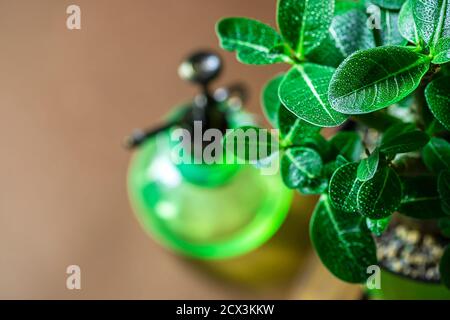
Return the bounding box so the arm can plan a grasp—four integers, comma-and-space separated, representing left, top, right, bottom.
278, 105, 321, 146
279, 63, 348, 127
310, 195, 378, 283
371, 0, 406, 10
329, 46, 431, 114
329, 162, 364, 213
262, 73, 285, 127
336, 154, 350, 167
301, 134, 332, 158
281, 147, 327, 194
379, 8, 407, 46
223, 126, 278, 161
308, 8, 376, 68
413, 0, 450, 48
379, 130, 430, 155
366, 216, 392, 236
439, 217, 450, 237
299, 177, 329, 195
442, 62, 450, 75
329, 131, 363, 162
323, 154, 350, 178
399, 176, 447, 219
216, 18, 288, 65
438, 170, 450, 214
357, 149, 380, 181
422, 137, 450, 174
425, 76, 450, 130
307, 35, 345, 68
277, 0, 334, 56
432, 37, 450, 64
336, 0, 364, 14
381, 122, 415, 143
357, 166, 402, 219
440, 245, 450, 289
398, 0, 420, 44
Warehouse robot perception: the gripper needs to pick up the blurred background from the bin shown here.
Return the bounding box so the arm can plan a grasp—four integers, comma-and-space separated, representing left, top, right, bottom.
0, 0, 360, 299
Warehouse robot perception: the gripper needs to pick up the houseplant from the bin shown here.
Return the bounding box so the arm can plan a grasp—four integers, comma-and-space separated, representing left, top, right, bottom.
216, 0, 450, 299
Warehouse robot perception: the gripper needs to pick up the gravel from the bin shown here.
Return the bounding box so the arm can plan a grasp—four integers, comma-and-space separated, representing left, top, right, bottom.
376, 223, 448, 283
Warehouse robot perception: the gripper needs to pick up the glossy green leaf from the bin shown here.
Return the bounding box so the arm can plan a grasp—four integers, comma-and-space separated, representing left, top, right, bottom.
216, 18, 288, 65
433, 37, 450, 63
310, 195, 378, 283
413, 0, 450, 47
379, 8, 407, 46
439, 217, 450, 237
443, 63, 450, 75
399, 176, 447, 219
277, 0, 334, 56
223, 126, 278, 161
357, 149, 380, 181
440, 245, 450, 289
425, 76, 450, 130
336, 0, 364, 14
309, 8, 376, 68
381, 122, 415, 143
371, 0, 406, 10
398, 0, 420, 44
262, 73, 285, 127
278, 105, 321, 146
281, 147, 327, 194
323, 154, 350, 178
329, 131, 364, 162
299, 178, 329, 195
366, 216, 392, 236
427, 118, 447, 135
279, 63, 348, 127
379, 130, 430, 155
335, 154, 350, 167
357, 166, 402, 219
301, 134, 332, 159
329, 46, 431, 114
329, 162, 363, 213
307, 35, 345, 68
422, 137, 450, 174
438, 170, 450, 214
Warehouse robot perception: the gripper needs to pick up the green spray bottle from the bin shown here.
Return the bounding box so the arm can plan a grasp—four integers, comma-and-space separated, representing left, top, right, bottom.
126, 51, 293, 259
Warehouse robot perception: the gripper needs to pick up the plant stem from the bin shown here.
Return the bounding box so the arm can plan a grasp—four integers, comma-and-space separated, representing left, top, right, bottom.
372, 28, 383, 48
414, 82, 430, 130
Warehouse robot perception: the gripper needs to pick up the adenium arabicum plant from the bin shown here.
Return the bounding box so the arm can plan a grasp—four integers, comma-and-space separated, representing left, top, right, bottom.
216, 0, 450, 286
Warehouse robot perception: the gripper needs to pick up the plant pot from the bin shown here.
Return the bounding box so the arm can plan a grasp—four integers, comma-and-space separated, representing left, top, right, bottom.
369, 269, 450, 300
368, 216, 450, 300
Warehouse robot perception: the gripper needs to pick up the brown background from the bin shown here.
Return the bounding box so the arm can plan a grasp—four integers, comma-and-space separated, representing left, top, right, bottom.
0, 0, 357, 299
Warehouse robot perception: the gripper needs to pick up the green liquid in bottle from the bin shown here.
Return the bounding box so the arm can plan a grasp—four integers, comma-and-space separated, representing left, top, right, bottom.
127, 130, 293, 259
